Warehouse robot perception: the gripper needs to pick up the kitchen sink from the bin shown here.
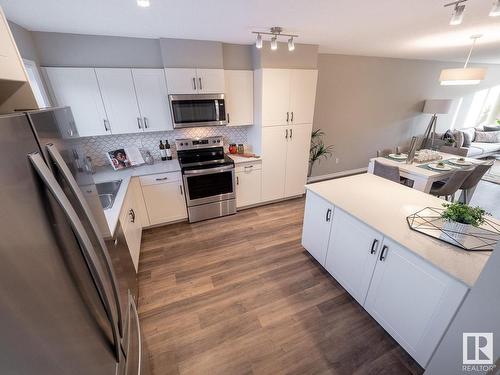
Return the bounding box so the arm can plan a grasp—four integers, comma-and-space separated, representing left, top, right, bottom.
96, 180, 122, 210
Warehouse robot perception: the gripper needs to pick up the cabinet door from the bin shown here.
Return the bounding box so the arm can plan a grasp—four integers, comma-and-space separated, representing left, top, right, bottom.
284, 123, 312, 197
164, 68, 198, 94
236, 166, 261, 208
224, 70, 253, 126
196, 69, 225, 94
325, 209, 382, 305
364, 237, 468, 367
44, 67, 110, 136
131, 69, 173, 132
0, 11, 26, 82
261, 125, 288, 202
289, 70, 318, 125
142, 181, 187, 225
95, 68, 142, 135
301, 191, 334, 266
261, 69, 291, 127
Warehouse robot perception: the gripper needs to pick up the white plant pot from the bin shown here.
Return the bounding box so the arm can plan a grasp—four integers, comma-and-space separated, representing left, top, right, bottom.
442, 221, 471, 243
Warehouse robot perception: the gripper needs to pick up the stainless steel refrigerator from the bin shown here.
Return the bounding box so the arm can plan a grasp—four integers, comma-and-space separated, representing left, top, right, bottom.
0, 108, 146, 375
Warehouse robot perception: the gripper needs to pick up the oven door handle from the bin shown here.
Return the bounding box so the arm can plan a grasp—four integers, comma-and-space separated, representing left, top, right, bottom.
183, 165, 234, 175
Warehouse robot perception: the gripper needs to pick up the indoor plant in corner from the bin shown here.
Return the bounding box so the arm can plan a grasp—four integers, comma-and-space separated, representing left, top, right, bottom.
440, 202, 488, 242
309, 129, 334, 177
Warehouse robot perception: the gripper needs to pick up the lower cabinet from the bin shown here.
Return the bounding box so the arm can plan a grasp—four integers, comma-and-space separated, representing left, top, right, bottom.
300, 190, 469, 368
140, 172, 187, 225
120, 178, 144, 272
235, 161, 262, 208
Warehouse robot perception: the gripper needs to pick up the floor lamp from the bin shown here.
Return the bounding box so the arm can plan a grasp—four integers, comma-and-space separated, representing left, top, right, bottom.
421, 99, 453, 150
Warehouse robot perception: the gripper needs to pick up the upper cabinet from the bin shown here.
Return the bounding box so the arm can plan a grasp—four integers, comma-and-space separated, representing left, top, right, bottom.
44, 67, 110, 137
44, 67, 172, 136
0, 9, 26, 82
224, 70, 253, 126
165, 68, 224, 94
257, 69, 318, 127
131, 69, 173, 132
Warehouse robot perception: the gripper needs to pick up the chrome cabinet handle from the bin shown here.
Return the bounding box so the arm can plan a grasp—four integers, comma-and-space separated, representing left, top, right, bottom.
68, 128, 74, 137
236, 176, 239, 185
291, 111, 294, 122
129, 209, 136, 223
192, 77, 197, 90
290, 128, 293, 139
370, 239, 379, 254
244, 165, 253, 169
179, 184, 183, 195
137, 117, 142, 129
155, 177, 168, 181
198, 77, 203, 90
286, 112, 289, 123
143, 117, 149, 129
325, 208, 332, 222
227, 113, 230, 124
28, 152, 121, 361
45, 144, 124, 337
103, 119, 110, 131
379, 245, 389, 261
285, 129, 289, 139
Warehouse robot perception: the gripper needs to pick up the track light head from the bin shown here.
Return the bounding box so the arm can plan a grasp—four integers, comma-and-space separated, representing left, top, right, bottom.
270, 36, 278, 51
256, 34, 263, 49
288, 37, 295, 51
450, 3, 466, 25
137, 0, 150, 7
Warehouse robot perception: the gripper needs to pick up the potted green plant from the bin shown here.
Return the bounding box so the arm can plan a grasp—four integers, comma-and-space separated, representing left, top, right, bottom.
440, 202, 488, 242
309, 129, 334, 177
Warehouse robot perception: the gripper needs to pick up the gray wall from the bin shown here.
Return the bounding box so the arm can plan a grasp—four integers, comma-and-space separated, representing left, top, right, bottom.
311, 54, 500, 177
31, 32, 163, 68
8, 21, 39, 63
425, 241, 500, 374
223, 43, 253, 70
160, 38, 223, 68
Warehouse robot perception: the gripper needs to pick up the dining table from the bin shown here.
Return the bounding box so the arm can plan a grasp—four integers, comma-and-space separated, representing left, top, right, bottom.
368, 151, 483, 194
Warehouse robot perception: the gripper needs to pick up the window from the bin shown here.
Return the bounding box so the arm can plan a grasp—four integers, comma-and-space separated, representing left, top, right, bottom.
463, 85, 500, 128
22, 59, 50, 108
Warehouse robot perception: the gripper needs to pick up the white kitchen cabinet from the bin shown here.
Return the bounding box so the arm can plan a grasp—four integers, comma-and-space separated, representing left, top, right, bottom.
364, 237, 468, 367
140, 172, 187, 225
235, 162, 261, 208
95, 68, 142, 135
44, 67, 110, 136
165, 68, 225, 94
224, 70, 253, 126
261, 126, 287, 201
284, 123, 312, 197
196, 69, 225, 94
131, 69, 173, 132
0, 9, 26, 82
258, 68, 317, 127
120, 178, 144, 272
324, 208, 383, 305
301, 191, 334, 266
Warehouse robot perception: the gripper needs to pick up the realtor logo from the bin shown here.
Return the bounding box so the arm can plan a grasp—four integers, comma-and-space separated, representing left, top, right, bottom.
463, 333, 493, 365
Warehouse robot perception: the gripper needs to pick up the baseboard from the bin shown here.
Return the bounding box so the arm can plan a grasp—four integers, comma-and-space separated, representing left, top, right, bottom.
307, 167, 367, 183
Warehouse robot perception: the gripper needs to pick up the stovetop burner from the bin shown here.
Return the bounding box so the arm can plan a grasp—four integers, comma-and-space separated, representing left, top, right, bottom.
175, 136, 234, 171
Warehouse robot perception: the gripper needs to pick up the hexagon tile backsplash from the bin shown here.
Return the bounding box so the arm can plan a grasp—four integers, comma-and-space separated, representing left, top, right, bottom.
79, 126, 250, 166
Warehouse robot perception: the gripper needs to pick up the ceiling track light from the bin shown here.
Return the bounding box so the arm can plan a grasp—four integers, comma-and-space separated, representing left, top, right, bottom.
445, 0, 467, 25
252, 27, 298, 52
490, 0, 500, 16
137, 0, 150, 7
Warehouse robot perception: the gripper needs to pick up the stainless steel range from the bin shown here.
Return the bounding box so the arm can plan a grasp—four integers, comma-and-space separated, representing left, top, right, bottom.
176, 136, 236, 222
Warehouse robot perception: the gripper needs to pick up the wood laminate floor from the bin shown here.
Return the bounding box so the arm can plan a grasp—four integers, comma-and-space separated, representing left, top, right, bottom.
138, 198, 424, 375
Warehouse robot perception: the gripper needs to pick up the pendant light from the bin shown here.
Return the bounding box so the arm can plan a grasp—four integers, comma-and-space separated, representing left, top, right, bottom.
439, 35, 487, 86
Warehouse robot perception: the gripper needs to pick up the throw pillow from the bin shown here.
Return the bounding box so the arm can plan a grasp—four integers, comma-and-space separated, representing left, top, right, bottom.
461, 127, 476, 143
474, 130, 500, 143
453, 130, 464, 148
484, 125, 500, 132
462, 131, 472, 147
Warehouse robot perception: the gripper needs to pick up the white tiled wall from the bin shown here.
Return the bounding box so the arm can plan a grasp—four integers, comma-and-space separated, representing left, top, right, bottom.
79, 126, 250, 166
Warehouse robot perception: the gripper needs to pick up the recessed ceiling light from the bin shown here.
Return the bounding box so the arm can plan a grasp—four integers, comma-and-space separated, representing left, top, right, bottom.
490, 0, 500, 17
137, 0, 150, 7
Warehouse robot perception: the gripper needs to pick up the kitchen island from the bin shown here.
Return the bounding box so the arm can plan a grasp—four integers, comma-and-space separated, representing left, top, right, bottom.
302, 173, 495, 368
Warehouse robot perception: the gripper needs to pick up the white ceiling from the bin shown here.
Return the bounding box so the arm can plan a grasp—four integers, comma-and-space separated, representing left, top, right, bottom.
2, 0, 500, 64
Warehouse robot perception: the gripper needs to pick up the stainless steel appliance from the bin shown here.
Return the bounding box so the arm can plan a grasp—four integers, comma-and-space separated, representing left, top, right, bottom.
176, 136, 236, 222
169, 93, 227, 128
0, 108, 146, 375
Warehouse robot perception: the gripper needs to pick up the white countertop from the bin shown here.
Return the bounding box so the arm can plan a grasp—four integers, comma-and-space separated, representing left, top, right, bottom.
93, 160, 181, 236
306, 173, 494, 286
227, 154, 262, 164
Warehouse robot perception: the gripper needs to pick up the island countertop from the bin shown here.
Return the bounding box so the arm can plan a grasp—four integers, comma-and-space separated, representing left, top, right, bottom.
305, 173, 494, 286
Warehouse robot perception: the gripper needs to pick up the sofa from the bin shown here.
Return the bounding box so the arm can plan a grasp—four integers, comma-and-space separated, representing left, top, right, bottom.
443, 125, 500, 159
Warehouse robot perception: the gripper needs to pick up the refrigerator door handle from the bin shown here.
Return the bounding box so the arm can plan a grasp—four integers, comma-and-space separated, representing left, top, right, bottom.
46, 143, 124, 336
28, 152, 121, 363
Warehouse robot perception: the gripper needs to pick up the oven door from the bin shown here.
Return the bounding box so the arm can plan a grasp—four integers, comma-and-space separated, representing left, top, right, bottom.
183, 165, 235, 206
169, 94, 227, 128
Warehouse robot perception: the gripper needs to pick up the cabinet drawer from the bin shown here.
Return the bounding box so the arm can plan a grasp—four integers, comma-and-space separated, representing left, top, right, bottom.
235, 162, 262, 173
139, 172, 181, 186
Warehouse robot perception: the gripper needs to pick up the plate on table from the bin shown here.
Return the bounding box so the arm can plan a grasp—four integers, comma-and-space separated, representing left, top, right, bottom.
428, 163, 453, 171
448, 158, 473, 166
388, 153, 408, 160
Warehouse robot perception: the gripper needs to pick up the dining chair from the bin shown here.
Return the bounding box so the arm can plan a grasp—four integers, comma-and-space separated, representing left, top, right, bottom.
373, 160, 400, 183
396, 144, 410, 154
429, 168, 474, 201
376, 148, 394, 157
458, 161, 494, 204
439, 145, 468, 157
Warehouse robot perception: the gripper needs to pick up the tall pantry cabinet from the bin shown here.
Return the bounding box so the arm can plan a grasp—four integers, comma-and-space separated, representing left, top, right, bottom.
251, 69, 318, 202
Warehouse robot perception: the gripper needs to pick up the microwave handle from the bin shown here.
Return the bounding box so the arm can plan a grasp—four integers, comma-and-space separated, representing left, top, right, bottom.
215, 99, 220, 121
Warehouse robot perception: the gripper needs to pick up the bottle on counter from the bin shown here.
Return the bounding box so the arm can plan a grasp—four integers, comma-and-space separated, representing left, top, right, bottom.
159, 140, 166, 161
165, 140, 172, 160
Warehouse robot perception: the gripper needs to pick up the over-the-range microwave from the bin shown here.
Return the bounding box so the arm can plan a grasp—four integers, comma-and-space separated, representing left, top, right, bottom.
169, 93, 227, 129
